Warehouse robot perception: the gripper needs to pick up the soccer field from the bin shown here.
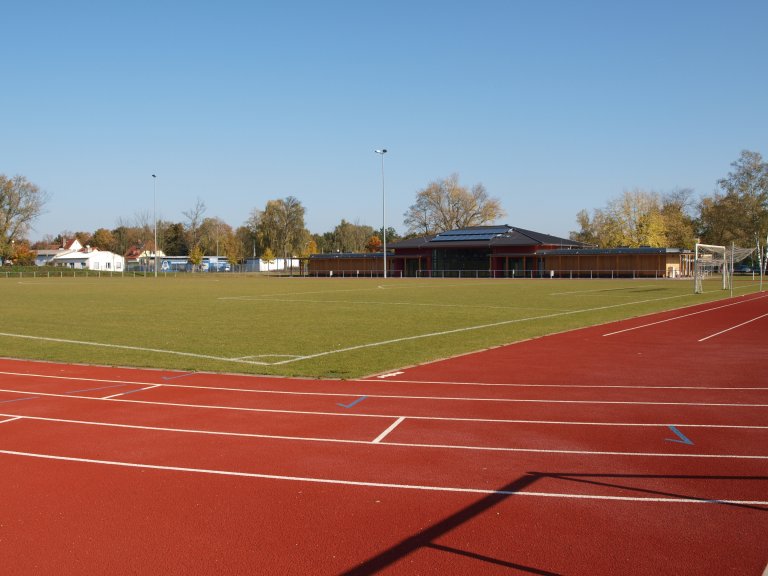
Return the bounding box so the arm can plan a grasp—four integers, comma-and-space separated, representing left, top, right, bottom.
0, 274, 762, 378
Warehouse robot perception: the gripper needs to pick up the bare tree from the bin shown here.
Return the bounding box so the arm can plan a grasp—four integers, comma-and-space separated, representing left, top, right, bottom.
0, 174, 50, 257
182, 198, 207, 250
403, 173, 505, 235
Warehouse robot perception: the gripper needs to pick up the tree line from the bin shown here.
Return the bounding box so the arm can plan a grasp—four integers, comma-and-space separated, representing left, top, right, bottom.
570, 150, 768, 251
1, 171, 505, 265
2, 150, 767, 265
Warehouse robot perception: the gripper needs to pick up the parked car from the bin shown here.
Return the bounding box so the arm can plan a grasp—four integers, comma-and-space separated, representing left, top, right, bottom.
733, 263, 754, 274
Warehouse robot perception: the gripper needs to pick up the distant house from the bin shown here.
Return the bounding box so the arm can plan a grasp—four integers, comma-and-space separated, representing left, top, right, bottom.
50, 244, 125, 271
124, 245, 166, 270
34, 238, 84, 266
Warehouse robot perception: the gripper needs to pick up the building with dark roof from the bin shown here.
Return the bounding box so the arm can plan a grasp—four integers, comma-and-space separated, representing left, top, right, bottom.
306, 224, 692, 278
388, 225, 585, 277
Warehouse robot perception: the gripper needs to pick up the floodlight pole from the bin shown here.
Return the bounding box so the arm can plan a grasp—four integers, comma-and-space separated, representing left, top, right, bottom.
152, 174, 157, 278
375, 149, 387, 278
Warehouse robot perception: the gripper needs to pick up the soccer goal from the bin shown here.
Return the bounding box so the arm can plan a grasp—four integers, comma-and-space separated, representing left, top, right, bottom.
694, 243, 756, 294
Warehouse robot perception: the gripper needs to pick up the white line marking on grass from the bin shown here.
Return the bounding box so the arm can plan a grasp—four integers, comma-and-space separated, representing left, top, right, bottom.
230, 354, 303, 361
0, 291, 747, 367
271, 291, 707, 365
0, 334, 272, 366
221, 296, 562, 312
698, 313, 768, 342
0, 416, 22, 425
372, 417, 405, 443
549, 284, 660, 296
603, 293, 768, 337
1, 449, 767, 503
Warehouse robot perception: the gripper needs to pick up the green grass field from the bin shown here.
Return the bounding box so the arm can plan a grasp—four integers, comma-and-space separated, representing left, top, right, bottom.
0, 274, 763, 378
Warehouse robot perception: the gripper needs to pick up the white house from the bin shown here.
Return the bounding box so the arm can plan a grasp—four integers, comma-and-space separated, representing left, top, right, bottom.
35, 238, 83, 266
50, 245, 125, 271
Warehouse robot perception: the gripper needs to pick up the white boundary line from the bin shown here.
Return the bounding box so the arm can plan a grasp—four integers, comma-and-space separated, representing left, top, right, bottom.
270, 291, 709, 365
549, 284, 660, 296
3, 413, 768, 458
0, 290, 720, 367
2, 387, 768, 428
103, 384, 160, 400
0, 382, 764, 408
2, 414, 768, 460
0, 332, 272, 365
698, 313, 768, 342
355, 377, 768, 392
221, 295, 565, 313
7, 368, 764, 392
603, 293, 768, 337
1, 449, 766, 504
0, 416, 22, 425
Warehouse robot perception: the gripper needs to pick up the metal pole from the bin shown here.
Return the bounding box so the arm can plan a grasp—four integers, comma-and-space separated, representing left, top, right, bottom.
375, 149, 387, 278
152, 174, 158, 277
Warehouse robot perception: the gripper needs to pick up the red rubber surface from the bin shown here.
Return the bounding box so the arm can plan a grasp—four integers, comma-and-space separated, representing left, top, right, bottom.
1, 293, 766, 575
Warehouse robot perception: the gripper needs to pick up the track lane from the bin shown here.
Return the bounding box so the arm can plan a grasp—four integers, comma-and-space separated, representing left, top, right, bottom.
3, 454, 765, 576
1, 418, 767, 504
2, 384, 767, 428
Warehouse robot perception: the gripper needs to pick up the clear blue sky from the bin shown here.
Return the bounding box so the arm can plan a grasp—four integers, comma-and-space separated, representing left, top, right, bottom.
3, 0, 766, 242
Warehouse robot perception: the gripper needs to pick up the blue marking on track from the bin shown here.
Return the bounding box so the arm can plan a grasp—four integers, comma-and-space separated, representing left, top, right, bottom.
665, 425, 694, 445
337, 396, 368, 409
162, 372, 196, 381
0, 396, 40, 404
64, 384, 128, 394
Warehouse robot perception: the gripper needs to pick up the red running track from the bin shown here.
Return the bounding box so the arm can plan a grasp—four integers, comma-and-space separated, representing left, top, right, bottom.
0, 293, 767, 575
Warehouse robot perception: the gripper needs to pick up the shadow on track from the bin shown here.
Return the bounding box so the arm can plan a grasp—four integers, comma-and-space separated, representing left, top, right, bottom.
533, 472, 768, 512
338, 472, 561, 576
339, 471, 766, 575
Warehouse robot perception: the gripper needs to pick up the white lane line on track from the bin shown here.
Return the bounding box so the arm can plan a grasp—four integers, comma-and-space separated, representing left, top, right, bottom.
1, 449, 767, 504
372, 417, 406, 443
602, 293, 768, 337
698, 312, 768, 342
103, 384, 160, 400
2, 389, 768, 429
6, 369, 764, 392
0, 381, 764, 408
0, 416, 22, 425
356, 378, 768, 391
3, 413, 768, 459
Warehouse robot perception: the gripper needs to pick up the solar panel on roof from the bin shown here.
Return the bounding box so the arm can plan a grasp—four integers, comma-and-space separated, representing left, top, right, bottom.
431, 227, 509, 242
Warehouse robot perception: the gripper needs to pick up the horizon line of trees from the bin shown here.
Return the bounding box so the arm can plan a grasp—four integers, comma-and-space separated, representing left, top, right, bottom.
2, 172, 505, 265
3, 150, 767, 265
570, 150, 768, 253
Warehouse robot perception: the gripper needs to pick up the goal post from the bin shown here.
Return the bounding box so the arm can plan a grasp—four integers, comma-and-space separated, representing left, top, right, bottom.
694, 242, 757, 294
694, 244, 726, 294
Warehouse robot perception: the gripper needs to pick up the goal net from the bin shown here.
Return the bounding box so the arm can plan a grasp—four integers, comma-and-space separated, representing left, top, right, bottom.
694, 243, 756, 293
